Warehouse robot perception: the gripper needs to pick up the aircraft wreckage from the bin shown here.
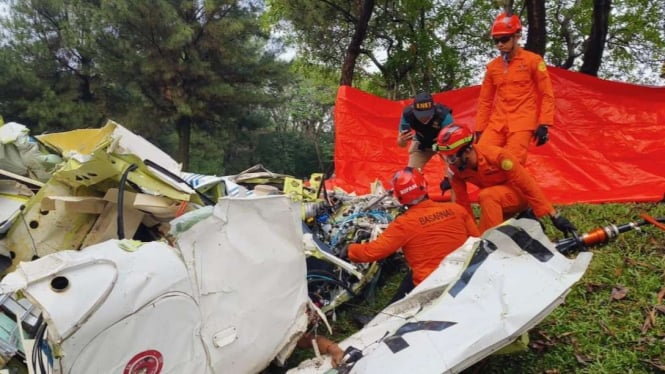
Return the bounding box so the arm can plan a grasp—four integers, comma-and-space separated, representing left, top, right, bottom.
0, 120, 663, 374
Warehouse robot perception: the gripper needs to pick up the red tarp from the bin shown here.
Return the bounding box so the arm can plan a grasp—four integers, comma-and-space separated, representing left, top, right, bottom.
333, 67, 665, 204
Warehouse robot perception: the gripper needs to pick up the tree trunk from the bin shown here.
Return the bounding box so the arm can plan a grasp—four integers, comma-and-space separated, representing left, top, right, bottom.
176, 116, 191, 170
524, 0, 547, 57
339, 0, 375, 86
580, 0, 611, 76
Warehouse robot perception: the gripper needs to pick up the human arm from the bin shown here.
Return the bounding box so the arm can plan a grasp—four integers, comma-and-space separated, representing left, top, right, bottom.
397, 130, 414, 147
498, 151, 554, 218
533, 57, 554, 127
461, 208, 480, 237
449, 169, 473, 218
397, 115, 413, 147
298, 334, 344, 368
348, 216, 410, 263
440, 109, 454, 127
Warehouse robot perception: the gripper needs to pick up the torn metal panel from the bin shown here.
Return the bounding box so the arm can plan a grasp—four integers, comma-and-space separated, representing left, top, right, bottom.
175, 196, 309, 374
0, 181, 34, 234
106, 120, 181, 174
289, 218, 592, 374
36, 123, 116, 156
37, 121, 191, 200
0, 240, 202, 373
4, 180, 99, 272
0, 195, 310, 374
51, 150, 119, 188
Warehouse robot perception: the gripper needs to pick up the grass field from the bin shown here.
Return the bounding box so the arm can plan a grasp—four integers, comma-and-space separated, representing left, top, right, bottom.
287, 202, 665, 373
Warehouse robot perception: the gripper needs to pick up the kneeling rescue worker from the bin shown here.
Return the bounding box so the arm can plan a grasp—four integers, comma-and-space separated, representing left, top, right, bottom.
434, 124, 576, 235
347, 167, 479, 298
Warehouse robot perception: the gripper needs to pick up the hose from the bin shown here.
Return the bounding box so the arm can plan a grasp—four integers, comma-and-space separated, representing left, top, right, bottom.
307, 271, 357, 298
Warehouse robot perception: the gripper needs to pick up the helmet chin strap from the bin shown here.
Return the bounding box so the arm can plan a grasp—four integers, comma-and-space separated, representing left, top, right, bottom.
456, 147, 471, 171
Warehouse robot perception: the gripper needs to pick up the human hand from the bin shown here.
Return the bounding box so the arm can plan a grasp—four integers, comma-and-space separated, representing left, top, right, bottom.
532, 125, 549, 146
328, 344, 345, 367
397, 130, 414, 146
550, 214, 577, 235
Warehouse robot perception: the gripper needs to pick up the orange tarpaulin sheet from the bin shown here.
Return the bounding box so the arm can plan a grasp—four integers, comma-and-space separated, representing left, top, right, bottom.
333, 67, 665, 204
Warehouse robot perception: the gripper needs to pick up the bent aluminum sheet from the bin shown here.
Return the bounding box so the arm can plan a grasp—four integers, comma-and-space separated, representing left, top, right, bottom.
290, 218, 593, 374
1, 195, 309, 374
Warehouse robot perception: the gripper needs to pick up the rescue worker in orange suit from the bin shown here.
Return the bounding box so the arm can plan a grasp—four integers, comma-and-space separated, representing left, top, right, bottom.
397, 92, 455, 192
475, 12, 555, 164
434, 124, 577, 235
345, 167, 479, 300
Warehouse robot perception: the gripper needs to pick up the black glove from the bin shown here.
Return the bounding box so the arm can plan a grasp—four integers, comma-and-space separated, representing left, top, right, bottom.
551, 214, 577, 235
440, 177, 451, 192
474, 131, 482, 143
532, 125, 549, 146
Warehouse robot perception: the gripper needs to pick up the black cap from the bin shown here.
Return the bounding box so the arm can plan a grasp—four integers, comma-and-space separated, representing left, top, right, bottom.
413, 92, 434, 120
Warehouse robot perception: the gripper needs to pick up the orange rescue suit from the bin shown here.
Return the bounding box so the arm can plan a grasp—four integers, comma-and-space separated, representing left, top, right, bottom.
449, 145, 555, 233
348, 200, 479, 285
475, 47, 554, 162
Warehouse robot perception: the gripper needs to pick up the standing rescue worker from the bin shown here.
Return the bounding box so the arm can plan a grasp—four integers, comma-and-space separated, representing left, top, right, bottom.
475, 12, 555, 164
435, 124, 576, 235
347, 167, 479, 297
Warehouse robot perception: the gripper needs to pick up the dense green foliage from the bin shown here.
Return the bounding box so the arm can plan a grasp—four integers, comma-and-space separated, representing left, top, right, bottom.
1, 1, 663, 177
267, 0, 665, 96
0, 0, 321, 175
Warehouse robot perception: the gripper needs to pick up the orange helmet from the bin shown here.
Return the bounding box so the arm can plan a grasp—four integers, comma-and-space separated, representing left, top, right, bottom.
491, 12, 522, 37
434, 125, 474, 156
391, 167, 428, 206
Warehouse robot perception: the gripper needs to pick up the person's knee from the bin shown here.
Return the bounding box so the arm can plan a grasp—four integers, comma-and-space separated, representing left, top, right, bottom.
478, 189, 497, 205
506, 134, 530, 163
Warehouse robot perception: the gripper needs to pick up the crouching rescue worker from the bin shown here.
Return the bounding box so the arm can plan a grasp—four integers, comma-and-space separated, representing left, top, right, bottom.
434, 124, 577, 235
398, 92, 455, 192
346, 167, 479, 300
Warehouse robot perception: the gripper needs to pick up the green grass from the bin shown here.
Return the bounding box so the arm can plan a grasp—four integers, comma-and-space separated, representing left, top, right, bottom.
473, 203, 665, 374
285, 202, 665, 373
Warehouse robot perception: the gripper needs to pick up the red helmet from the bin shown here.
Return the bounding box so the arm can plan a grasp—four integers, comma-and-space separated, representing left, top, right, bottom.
491, 12, 522, 37
392, 167, 428, 206
434, 125, 474, 156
